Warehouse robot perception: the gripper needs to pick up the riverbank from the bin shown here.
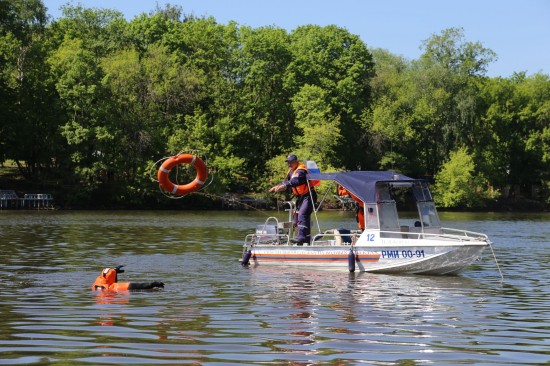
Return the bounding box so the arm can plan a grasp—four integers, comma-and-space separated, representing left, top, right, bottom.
1, 165, 547, 211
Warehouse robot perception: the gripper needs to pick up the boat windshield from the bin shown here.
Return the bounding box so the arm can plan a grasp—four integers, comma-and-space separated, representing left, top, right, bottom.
375, 181, 442, 232
412, 181, 433, 202
417, 201, 441, 227
376, 183, 401, 232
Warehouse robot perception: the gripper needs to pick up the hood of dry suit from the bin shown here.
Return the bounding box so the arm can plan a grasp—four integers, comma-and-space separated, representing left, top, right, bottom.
92, 267, 119, 290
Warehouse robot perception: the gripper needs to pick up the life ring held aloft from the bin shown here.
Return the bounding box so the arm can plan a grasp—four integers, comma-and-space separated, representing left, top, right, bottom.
157, 154, 208, 195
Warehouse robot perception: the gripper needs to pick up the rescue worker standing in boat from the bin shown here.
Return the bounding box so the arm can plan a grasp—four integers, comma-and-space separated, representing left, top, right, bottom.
337, 185, 365, 231
269, 154, 317, 245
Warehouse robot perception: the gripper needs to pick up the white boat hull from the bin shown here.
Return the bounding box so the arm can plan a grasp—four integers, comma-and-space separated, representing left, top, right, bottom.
245, 241, 488, 275
243, 171, 495, 276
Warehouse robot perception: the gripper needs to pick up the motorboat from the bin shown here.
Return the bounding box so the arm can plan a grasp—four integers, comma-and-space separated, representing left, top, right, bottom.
241, 171, 494, 275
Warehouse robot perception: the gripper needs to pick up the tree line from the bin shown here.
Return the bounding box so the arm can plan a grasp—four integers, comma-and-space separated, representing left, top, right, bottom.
1, 1, 548, 209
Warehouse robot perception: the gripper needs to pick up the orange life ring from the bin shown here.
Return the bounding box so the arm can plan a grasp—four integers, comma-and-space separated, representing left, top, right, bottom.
157, 154, 208, 195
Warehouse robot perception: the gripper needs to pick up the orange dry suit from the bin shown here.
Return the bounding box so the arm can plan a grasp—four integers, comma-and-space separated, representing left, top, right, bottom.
91, 266, 164, 291
337, 185, 365, 230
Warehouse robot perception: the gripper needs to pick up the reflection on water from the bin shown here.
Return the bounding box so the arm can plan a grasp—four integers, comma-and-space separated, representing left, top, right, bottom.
0, 210, 549, 364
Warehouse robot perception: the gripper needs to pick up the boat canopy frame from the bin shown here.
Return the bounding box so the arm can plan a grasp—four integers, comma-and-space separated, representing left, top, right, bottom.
307, 171, 418, 206
304, 171, 426, 234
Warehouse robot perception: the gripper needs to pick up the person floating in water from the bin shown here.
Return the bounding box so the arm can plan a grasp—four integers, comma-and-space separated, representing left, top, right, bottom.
91, 265, 164, 291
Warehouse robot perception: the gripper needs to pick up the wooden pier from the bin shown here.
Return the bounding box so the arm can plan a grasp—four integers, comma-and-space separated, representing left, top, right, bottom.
0, 190, 54, 209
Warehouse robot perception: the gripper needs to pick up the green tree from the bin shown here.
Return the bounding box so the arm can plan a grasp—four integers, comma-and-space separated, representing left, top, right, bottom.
234, 26, 293, 170
366, 48, 418, 173
433, 146, 498, 208
366, 29, 497, 179
200, 25, 296, 192
2, 1, 548, 209
46, 5, 133, 204
419, 27, 496, 77
413, 28, 495, 175
480, 72, 550, 201
291, 84, 341, 165
286, 25, 374, 169
53, 4, 126, 57
0, 0, 64, 178
127, 4, 185, 55
49, 37, 109, 185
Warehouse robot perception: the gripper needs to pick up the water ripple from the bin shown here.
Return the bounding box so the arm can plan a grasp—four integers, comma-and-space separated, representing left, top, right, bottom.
0, 211, 549, 364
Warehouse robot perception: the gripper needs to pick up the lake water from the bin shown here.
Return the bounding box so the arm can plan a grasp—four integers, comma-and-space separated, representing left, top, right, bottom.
0, 210, 549, 365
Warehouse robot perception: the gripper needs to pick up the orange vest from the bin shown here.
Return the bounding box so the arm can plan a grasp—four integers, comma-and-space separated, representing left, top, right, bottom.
92, 268, 131, 291
337, 185, 365, 230
92, 267, 164, 291
337, 185, 364, 207
287, 163, 311, 196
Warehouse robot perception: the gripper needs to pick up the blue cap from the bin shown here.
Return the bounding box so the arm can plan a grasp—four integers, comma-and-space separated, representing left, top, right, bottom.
285, 154, 298, 162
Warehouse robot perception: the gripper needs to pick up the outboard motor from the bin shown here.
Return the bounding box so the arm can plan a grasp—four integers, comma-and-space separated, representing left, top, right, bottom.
348, 249, 356, 272
241, 249, 252, 266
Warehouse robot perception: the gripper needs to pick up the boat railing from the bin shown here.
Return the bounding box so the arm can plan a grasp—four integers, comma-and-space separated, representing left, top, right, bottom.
440, 227, 490, 241
311, 230, 360, 246
244, 232, 290, 245
378, 226, 489, 242
243, 216, 292, 246
283, 201, 296, 239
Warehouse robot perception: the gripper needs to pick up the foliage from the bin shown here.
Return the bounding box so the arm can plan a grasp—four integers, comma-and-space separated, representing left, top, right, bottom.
0, 3, 548, 209
286, 25, 374, 169
291, 84, 341, 165
433, 147, 499, 208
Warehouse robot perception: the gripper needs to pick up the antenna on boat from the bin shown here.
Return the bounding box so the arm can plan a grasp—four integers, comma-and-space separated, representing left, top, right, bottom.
390, 140, 394, 171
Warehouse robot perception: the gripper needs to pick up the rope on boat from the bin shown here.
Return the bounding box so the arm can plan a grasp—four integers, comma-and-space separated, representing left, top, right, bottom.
195, 191, 274, 215
488, 240, 504, 282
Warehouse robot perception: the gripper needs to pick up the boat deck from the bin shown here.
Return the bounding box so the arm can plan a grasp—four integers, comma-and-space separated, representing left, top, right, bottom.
246, 222, 489, 248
